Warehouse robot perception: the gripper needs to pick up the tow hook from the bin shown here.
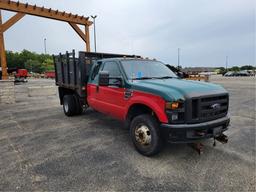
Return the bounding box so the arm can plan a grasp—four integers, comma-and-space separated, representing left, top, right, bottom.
189, 143, 204, 155
189, 134, 228, 155
215, 134, 228, 144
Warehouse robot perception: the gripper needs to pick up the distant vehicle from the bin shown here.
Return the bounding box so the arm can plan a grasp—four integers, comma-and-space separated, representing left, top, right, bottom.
45, 71, 55, 79
238, 71, 250, 76
224, 71, 250, 77
53, 50, 230, 156
14, 69, 28, 82
247, 70, 256, 76
224, 72, 234, 77
5, 68, 28, 82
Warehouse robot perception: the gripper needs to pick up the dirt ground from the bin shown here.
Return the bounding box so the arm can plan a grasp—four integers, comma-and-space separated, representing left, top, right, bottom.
0, 76, 255, 191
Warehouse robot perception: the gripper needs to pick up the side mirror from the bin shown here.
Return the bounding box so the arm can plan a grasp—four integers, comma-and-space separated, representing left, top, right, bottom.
99, 71, 109, 86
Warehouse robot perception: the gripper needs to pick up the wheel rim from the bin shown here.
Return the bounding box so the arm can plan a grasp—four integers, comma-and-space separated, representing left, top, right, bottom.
135, 124, 151, 146
64, 101, 69, 112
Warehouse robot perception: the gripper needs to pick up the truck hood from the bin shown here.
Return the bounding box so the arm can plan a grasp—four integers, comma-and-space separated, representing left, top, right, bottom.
130, 78, 228, 101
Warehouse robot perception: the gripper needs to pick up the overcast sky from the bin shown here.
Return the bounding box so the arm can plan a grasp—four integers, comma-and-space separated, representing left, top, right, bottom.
2, 0, 255, 67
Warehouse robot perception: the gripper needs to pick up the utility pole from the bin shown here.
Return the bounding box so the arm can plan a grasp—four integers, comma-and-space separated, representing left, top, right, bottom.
225, 56, 228, 71
91, 15, 97, 52
44, 38, 47, 54
177, 48, 180, 69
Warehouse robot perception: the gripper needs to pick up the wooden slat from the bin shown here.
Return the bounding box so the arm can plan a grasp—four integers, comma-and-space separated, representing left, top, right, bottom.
2, 12, 25, 32
0, 0, 92, 26
0, 10, 8, 80
68, 22, 87, 42
85, 25, 90, 52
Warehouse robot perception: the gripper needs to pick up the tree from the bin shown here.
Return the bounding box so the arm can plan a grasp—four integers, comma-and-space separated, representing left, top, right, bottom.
230, 66, 240, 72
6, 49, 53, 73
218, 67, 226, 75
25, 59, 42, 73
42, 58, 54, 72
240, 65, 255, 70
6, 51, 21, 69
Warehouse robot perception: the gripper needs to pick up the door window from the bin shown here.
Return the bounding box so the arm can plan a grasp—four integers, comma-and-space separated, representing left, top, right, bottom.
103, 61, 121, 77
102, 61, 122, 85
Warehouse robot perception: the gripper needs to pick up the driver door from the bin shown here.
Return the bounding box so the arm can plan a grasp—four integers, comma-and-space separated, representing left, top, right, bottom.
96, 61, 126, 119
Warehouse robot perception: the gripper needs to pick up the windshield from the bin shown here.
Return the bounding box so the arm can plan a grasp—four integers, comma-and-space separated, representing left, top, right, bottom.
121, 60, 177, 80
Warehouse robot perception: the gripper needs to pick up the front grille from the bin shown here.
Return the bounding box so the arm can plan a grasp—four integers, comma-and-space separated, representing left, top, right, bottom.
188, 94, 229, 123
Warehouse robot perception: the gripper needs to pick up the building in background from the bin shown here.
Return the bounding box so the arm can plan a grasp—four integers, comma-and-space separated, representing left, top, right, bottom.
182, 67, 216, 75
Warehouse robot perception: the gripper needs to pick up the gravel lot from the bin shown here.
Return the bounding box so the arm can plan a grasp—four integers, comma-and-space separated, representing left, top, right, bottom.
0, 76, 255, 191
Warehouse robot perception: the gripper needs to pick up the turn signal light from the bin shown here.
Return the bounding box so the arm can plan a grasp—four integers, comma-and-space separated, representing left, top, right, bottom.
166, 102, 180, 110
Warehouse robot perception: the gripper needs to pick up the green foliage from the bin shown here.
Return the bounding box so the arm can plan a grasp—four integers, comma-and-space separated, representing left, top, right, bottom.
42, 58, 54, 72
217, 67, 227, 74
230, 66, 240, 72
6, 49, 54, 73
240, 65, 255, 70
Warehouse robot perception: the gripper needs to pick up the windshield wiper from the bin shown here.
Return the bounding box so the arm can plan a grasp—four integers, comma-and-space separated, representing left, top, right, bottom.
155, 76, 174, 79
132, 77, 156, 80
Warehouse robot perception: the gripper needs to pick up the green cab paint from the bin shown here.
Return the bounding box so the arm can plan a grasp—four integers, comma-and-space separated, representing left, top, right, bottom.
128, 78, 227, 101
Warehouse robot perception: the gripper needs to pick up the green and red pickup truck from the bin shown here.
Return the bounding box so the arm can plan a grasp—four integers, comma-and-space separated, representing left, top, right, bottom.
54, 51, 230, 156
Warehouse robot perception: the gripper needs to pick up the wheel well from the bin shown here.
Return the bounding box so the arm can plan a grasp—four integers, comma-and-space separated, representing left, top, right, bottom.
126, 104, 159, 124
58, 87, 76, 105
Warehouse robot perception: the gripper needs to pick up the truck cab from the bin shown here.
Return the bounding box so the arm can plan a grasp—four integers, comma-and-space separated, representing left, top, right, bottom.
54, 51, 230, 156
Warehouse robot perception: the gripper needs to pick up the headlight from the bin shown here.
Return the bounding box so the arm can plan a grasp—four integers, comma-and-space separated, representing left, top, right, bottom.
165, 101, 182, 110
171, 113, 178, 121
165, 101, 185, 123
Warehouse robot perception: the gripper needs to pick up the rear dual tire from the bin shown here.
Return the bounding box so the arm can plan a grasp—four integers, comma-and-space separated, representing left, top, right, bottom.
63, 95, 83, 116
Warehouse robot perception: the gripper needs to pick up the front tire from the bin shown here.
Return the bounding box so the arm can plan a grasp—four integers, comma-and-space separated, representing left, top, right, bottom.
130, 114, 163, 156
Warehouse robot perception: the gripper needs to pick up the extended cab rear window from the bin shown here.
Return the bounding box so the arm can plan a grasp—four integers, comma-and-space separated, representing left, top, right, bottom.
91, 62, 102, 80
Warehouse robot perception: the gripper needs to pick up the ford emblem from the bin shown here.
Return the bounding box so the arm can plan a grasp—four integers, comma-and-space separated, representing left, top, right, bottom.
211, 103, 221, 110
